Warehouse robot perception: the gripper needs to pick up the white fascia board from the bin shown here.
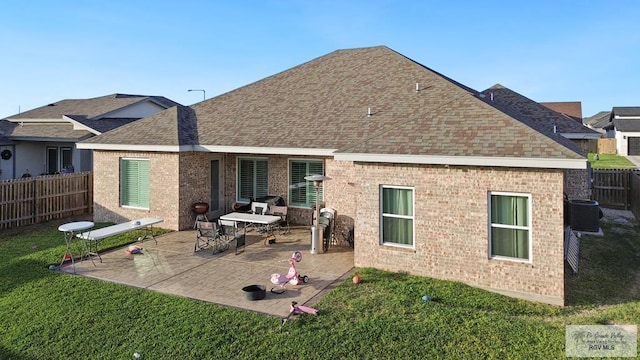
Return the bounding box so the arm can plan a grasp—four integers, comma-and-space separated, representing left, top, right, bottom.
334, 153, 588, 169
197, 145, 336, 156
62, 115, 101, 135
76, 143, 181, 151
75, 143, 337, 156
12, 136, 80, 142
560, 132, 602, 139
7, 117, 62, 123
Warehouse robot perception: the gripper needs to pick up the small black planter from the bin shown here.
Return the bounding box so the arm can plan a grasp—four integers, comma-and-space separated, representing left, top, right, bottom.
242, 285, 266, 301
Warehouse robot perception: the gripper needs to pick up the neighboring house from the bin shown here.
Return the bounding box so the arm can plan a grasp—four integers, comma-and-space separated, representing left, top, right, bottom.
483, 85, 602, 155
607, 107, 640, 156
583, 111, 612, 136
0, 94, 180, 180
540, 101, 583, 123
78, 46, 591, 306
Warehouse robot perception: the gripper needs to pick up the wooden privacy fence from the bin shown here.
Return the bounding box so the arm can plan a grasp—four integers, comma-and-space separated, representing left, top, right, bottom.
0, 172, 93, 229
631, 171, 640, 221
591, 169, 639, 210
597, 138, 617, 154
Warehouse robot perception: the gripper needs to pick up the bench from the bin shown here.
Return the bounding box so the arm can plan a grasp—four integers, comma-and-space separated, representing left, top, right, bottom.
76, 218, 163, 261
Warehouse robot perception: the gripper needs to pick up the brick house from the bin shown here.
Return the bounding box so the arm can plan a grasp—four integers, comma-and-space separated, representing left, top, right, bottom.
78, 46, 590, 305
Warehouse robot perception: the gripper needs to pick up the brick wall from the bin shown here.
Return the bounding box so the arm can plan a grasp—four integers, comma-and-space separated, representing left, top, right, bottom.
93, 150, 571, 305
351, 163, 566, 306
224, 154, 323, 225
564, 169, 591, 200
93, 150, 181, 230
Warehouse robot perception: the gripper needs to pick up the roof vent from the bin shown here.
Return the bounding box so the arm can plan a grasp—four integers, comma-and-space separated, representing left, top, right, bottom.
490, 93, 494, 102
416, 83, 420, 92
47, 103, 56, 106
367, 107, 372, 117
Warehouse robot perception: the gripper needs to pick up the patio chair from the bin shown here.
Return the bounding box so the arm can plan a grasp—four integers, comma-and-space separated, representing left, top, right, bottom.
251, 202, 270, 233
196, 221, 231, 254
269, 205, 290, 235
194, 221, 218, 252
251, 202, 269, 215
219, 219, 245, 255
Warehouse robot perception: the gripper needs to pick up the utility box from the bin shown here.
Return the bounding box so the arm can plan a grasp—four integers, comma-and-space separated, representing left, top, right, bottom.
570, 200, 600, 232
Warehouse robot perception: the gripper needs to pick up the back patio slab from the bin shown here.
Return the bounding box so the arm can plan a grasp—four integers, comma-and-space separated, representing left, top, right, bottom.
59, 226, 355, 318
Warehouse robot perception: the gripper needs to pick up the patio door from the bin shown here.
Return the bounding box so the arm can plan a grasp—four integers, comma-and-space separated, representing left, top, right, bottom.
209, 158, 224, 219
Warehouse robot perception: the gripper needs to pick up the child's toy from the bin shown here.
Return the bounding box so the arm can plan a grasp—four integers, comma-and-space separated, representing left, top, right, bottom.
290, 301, 319, 315
126, 245, 143, 254
270, 251, 308, 290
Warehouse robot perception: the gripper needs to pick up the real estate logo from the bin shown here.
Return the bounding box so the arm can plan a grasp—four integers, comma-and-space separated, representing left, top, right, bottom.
566, 325, 637, 357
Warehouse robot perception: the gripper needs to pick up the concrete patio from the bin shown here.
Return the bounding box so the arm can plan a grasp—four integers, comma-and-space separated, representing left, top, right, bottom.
59, 225, 355, 318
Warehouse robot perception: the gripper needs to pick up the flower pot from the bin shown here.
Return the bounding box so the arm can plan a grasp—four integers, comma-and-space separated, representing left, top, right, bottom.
352, 274, 361, 284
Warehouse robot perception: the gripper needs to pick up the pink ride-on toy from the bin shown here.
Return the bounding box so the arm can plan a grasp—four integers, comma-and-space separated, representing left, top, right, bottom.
270, 251, 309, 293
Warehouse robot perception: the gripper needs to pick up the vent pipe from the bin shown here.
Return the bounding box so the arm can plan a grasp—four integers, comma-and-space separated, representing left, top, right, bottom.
367, 107, 372, 117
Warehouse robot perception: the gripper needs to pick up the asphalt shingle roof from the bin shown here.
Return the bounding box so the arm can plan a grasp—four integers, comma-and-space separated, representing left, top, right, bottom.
583, 111, 611, 128
6, 94, 180, 120
82, 46, 585, 161
611, 107, 640, 119
613, 119, 640, 132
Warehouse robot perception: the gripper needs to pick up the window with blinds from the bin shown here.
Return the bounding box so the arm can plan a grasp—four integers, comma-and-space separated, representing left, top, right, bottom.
237, 158, 268, 202
120, 158, 150, 209
489, 191, 531, 262
380, 185, 414, 247
289, 159, 324, 207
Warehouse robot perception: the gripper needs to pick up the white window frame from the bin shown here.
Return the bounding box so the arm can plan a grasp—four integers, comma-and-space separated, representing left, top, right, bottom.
120, 158, 150, 210
60, 147, 72, 171
46, 146, 73, 174
236, 157, 268, 203
488, 191, 532, 263
380, 185, 415, 248
288, 159, 324, 208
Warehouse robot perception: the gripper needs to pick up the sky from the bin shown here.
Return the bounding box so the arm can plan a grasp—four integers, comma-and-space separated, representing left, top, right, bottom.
1, 1, 638, 119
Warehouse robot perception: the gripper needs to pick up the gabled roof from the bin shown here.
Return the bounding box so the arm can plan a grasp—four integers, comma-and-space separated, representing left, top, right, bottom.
2, 94, 181, 141
583, 111, 611, 128
5, 94, 180, 120
80, 46, 587, 169
82, 105, 199, 146
540, 101, 582, 122
610, 106, 640, 119
66, 115, 140, 134
5, 123, 92, 141
613, 119, 640, 132
480, 85, 600, 141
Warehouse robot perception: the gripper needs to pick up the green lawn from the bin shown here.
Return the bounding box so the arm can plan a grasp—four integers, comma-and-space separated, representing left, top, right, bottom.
588, 153, 637, 169
1, 216, 639, 359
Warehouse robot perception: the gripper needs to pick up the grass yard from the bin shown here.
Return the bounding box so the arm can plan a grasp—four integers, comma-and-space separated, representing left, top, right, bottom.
588, 153, 637, 169
1, 214, 639, 359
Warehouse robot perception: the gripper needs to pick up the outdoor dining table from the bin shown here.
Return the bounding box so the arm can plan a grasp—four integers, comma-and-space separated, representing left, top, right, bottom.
219, 212, 282, 250
58, 221, 94, 273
